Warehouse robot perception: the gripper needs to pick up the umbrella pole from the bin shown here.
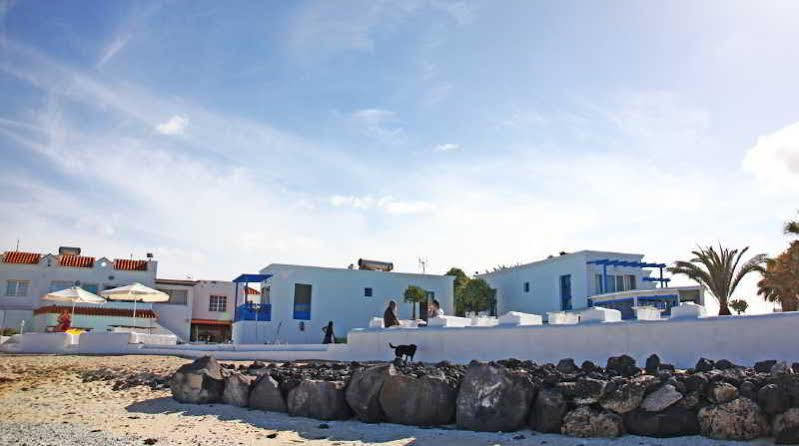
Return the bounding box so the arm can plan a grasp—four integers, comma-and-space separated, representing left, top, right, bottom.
133, 300, 137, 333
71, 301, 76, 329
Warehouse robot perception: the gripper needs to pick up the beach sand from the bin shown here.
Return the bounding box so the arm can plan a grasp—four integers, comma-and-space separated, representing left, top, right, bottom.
0, 354, 773, 445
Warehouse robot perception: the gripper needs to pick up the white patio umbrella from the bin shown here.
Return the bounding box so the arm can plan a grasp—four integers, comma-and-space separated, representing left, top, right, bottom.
100, 283, 169, 332
42, 286, 106, 324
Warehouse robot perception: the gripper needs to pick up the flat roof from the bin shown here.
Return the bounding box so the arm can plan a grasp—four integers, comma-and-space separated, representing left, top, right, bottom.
478, 250, 647, 277
262, 263, 454, 280
155, 278, 197, 286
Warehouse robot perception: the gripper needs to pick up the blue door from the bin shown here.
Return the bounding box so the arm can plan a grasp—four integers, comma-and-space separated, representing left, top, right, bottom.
560, 275, 572, 310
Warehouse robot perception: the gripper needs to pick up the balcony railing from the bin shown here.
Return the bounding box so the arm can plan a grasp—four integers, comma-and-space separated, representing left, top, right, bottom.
234, 303, 271, 322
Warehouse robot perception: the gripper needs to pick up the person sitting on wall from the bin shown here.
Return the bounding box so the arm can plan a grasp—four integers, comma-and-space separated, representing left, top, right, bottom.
384, 300, 400, 328
428, 299, 444, 318
56, 309, 71, 332
322, 320, 335, 344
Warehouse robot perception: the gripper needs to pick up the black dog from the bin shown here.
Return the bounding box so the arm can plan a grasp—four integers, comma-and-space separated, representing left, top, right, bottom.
389, 343, 417, 363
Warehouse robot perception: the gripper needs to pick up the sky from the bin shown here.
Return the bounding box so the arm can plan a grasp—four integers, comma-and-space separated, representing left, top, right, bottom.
0, 0, 797, 314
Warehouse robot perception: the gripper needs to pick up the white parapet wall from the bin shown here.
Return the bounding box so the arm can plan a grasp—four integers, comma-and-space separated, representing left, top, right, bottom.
5, 308, 799, 370
346, 311, 799, 368
580, 307, 622, 323
498, 312, 542, 326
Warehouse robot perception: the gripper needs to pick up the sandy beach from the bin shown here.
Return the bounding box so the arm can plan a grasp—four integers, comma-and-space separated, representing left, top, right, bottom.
0, 354, 774, 446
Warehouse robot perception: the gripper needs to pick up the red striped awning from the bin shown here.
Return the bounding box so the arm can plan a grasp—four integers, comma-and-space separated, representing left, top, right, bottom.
34, 305, 158, 319
59, 255, 95, 268
114, 259, 148, 271
3, 251, 41, 264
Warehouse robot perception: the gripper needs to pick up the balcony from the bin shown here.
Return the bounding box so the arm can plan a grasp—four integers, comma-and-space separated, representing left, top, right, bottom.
234, 303, 271, 322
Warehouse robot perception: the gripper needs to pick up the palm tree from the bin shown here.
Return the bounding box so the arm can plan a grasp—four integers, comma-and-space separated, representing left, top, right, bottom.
668, 245, 767, 315
403, 285, 427, 319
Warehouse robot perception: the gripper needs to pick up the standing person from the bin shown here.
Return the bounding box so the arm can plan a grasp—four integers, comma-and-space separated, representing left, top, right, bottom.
428, 299, 444, 318
384, 300, 400, 328
322, 321, 335, 344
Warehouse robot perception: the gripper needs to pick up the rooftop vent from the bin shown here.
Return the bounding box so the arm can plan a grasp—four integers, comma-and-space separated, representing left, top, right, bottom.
58, 246, 81, 256
357, 259, 393, 272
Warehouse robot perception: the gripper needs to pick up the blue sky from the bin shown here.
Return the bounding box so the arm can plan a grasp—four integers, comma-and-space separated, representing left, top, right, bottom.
1, 1, 797, 312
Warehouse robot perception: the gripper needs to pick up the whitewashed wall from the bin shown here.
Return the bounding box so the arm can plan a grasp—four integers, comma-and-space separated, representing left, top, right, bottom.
192, 280, 236, 322
251, 264, 455, 344
6, 312, 799, 368
346, 311, 799, 368
153, 282, 194, 341
479, 251, 656, 316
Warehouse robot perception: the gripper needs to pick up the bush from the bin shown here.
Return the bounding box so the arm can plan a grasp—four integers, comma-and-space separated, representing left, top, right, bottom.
1, 328, 18, 336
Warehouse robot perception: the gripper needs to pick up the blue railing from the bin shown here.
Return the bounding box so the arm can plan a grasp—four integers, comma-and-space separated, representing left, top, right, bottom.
235, 303, 271, 322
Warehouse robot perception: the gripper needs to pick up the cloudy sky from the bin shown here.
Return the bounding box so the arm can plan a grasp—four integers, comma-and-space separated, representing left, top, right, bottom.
0, 1, 797, 313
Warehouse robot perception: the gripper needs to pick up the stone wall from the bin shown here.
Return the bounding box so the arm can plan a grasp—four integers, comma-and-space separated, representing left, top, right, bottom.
170, 355, 799, 442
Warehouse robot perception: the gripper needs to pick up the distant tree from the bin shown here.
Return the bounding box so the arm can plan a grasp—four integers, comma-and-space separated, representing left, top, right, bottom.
457, 278, 497, 316
445, 267, 469, 291
729, 299, 749, 315
758, 214, 799, 312
403, 285, 427, 319
785, 215, 799, 236
668, 244, 767, 316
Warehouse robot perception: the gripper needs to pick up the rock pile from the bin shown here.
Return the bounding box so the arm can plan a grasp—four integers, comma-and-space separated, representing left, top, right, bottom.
81, 368, 170, 391
169, 355, 799, 443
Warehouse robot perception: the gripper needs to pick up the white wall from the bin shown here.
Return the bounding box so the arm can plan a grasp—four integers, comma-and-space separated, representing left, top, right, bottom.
153, 282, 195, 342
346, 311, 799, 368
244, 264, 454, 344
191, 280, 236, 322
480, 251, 657, 316
8, 311, 799, 369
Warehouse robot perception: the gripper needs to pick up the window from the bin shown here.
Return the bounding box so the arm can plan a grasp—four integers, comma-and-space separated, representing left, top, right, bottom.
293, 284, 312, 320
160, 289, 188, 305
616, 275, 625, 292
524, 282, 530, 293
364, 287, 373, 297
606, 276, 616, 293
559, 275, 572, 310
6, 280, 29, 297
209, 295, 227, 312
49, 280, 74, 292
595, 274, 603, 294
626, 275, 636, 290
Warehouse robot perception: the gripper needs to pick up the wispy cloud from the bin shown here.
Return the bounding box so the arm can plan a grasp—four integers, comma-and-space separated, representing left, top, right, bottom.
329, 194, 436, 215
155, 115, 189, 136
349, 108, 405, 143
96, 33, 132, 68
434, 143, 459, 152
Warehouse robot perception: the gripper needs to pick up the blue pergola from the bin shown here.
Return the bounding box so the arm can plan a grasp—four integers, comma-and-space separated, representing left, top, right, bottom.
232, 273, 272, 322
586, 259, 668, 293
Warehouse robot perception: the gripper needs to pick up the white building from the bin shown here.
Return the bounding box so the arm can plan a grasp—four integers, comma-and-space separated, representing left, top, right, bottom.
233, 262, 455, 344
478, 250, 704, 320
155, 278, 259, 343
0, 247, 157, 332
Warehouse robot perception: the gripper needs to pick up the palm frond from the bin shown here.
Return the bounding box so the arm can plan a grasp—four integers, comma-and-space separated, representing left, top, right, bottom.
730, 252, 767, 295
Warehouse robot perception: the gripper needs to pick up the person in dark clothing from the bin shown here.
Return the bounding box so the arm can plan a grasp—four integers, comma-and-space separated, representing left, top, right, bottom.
383, 300, 400, 328
322, 321, 335, 344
